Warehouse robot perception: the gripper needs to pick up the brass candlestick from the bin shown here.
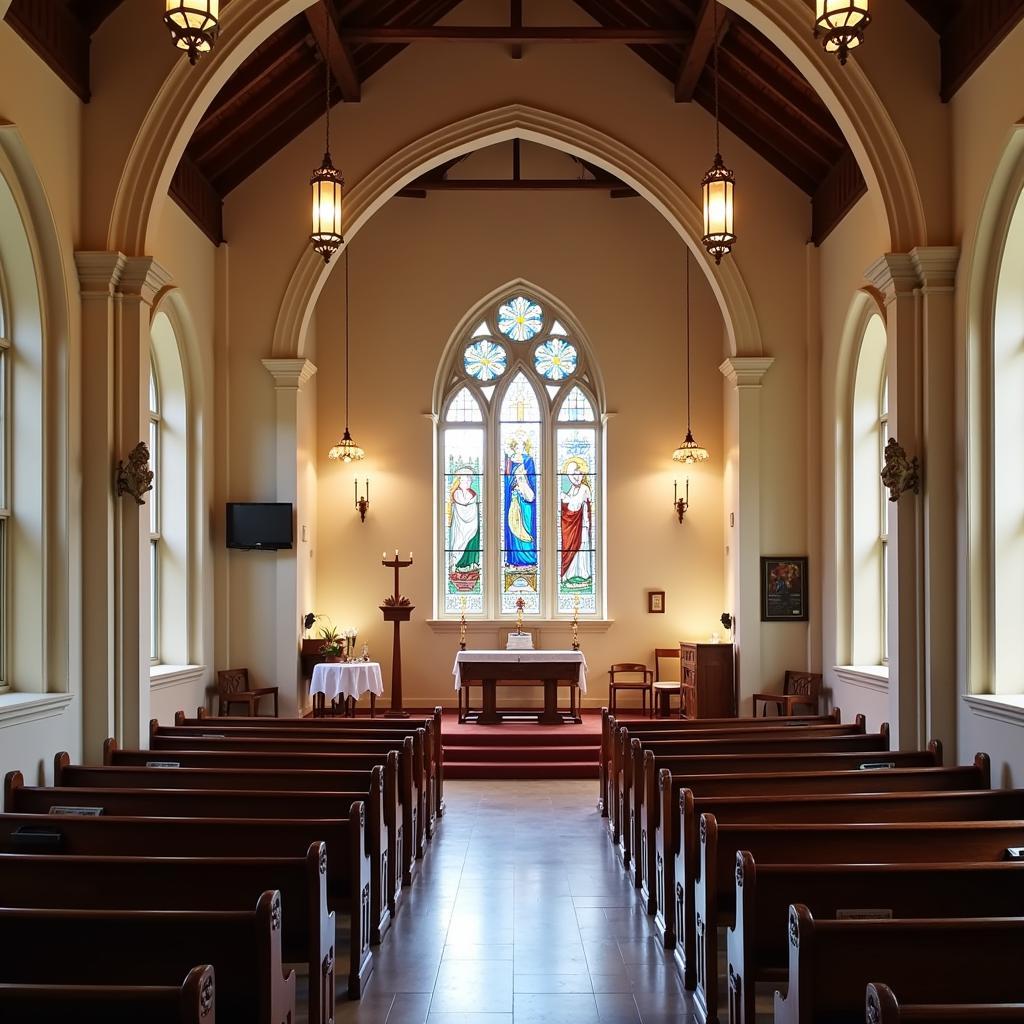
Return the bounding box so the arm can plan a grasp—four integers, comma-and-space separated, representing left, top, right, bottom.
571, 596, 580, 651
515, 596, 525, 634
459, 597, 467, 651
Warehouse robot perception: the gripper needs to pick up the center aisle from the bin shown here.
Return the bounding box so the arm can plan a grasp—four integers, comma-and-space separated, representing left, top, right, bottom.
339, 780, 692, 1024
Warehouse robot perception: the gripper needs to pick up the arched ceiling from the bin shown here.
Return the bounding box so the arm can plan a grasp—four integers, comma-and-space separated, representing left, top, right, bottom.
6, 0, 1024, 244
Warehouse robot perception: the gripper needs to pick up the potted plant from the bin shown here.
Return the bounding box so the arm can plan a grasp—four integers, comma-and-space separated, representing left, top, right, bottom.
320, 637, 344, 663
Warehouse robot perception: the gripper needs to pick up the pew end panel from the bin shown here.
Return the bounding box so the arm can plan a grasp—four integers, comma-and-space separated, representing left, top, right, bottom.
640, 750, 659, 915
727, 851, 759, 1024
692, 812, 718, 1018
367, 765, 392, 945
653, 767, 678, 951
599, 708, 609, 815
347, 802, 374, 999
630, 736, 645, 888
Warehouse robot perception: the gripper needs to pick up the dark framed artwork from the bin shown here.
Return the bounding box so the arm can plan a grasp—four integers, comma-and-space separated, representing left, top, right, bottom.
647, 590, 665, 614
760, 557, 808, 622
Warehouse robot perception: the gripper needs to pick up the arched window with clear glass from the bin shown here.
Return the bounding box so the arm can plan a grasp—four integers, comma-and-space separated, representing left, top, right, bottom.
438, 291, 603, 618
149, 359, 161, 663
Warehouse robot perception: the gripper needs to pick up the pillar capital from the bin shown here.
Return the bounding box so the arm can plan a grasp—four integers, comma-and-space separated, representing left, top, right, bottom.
75, 251, 127, 296
911, 246, 959, 291
119, 256, 173, 305
865, 253, 919, 300
262, 358, 318, 390
719, 356, 774, 388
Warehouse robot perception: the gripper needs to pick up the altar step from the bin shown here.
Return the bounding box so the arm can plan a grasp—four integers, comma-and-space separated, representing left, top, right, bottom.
443, 721, 600, 780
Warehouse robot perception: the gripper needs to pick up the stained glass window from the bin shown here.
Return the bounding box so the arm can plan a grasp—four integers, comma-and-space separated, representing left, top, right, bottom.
464, 339, 507, 382
437, 291, 602, 618
497, 296, 543, 342
535, 338, 577, 381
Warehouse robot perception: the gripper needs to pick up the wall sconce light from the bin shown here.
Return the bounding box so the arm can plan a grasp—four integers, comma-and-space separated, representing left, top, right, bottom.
355, 479, 370, 522
674, 479, 689, 523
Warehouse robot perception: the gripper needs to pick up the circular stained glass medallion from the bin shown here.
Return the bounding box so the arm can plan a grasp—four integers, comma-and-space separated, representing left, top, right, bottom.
534, 338, 578, 381
497, 296, 543, 342
464, 339, 507, 382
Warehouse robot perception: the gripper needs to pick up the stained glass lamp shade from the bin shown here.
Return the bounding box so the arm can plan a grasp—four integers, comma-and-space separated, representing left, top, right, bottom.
673, 429, 709, 465
328, 427, 364, 463
164, 0, 219, 64
815, 1, 870, 65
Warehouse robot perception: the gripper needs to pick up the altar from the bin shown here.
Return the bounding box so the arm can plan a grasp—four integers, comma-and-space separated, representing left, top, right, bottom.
453, 650, 588, 725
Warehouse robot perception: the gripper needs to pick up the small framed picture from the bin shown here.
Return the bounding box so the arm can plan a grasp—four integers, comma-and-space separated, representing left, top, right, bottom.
648, 590, 666, 614
760, 556, 809, 622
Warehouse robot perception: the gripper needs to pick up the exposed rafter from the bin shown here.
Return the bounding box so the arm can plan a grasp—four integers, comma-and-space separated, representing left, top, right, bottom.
305, 0, 362, 102
342, 25, 691, 43
675, 0, 723, 101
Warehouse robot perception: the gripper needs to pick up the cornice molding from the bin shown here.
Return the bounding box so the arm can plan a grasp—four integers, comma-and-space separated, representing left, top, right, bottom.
865, 253, 919, 299
719, 357, 774, 388
75, 251, 127, 296
0, 691, 74, 730
961, 693, 1024, 728
834, 665, 890, 694
262, 358, 318, 390
911, 246, 960, 291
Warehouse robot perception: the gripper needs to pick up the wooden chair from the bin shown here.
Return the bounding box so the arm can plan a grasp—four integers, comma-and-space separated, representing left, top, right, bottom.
751, 669, 822, 717
216, 668, 278, 717
608, 663, 653, 717
652, 647, 695, 718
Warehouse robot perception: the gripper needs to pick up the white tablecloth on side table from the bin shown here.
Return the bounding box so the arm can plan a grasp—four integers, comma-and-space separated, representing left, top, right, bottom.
310, 661, 384, 703
452, 650, 588, 694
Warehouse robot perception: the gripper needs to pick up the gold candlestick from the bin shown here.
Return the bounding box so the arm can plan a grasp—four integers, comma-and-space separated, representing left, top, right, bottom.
571, 596, 580, 651
459, 597, 467, 651
515, 596, 525, 634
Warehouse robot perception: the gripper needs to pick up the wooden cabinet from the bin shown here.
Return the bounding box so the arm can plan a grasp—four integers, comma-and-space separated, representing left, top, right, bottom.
680, 642, 735, 719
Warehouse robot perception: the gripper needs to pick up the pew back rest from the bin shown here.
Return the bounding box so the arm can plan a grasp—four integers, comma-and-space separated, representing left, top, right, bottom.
866, 982, 1024, 1023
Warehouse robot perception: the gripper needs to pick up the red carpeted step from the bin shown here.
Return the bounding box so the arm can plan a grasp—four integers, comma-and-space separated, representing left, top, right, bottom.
445, 761, 598, 780
444, 744, 599, 763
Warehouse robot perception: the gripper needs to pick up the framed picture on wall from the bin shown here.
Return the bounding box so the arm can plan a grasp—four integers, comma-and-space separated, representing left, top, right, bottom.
760, 556, 809, 622
647, 590, 665, 614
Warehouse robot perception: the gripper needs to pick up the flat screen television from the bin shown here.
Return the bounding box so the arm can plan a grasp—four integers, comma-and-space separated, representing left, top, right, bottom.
226, 502, 294, 550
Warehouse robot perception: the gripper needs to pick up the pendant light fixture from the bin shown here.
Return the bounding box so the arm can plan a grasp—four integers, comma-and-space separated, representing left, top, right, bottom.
310, 3, 344, 263
814, 1, 870, 65
673, 250, 710, 465
328, 247, 366, 463
164, 0, 220, 64
701, 3, 736, 265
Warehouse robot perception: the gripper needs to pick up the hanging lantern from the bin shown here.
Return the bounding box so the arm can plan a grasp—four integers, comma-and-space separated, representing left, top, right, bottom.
814, 1, 870, 65
311, 153, 344, 263
328, 427, 365, 463
701, 153, 736, 265
164, 1, 220, 65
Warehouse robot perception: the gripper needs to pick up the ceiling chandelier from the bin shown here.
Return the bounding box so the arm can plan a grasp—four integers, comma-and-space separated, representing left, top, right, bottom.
310, 3, 344, 263
164, 1, 220, 65
814, 1, 870, 65
701, 3, 736, 264
672, 251, 710, 465
328, 248, 366, 463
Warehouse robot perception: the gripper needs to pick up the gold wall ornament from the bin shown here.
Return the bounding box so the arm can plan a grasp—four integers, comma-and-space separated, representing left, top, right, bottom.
115, 442, 154, 505
880, 437, 921, 502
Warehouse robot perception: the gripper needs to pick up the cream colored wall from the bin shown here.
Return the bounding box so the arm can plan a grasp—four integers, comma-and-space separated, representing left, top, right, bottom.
310, 185, 726, 709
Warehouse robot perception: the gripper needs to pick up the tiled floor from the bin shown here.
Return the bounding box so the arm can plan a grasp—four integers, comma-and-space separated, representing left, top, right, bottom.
338, 780, 695, 1024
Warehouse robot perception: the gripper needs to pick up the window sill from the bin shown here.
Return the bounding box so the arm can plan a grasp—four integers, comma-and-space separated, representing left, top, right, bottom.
961, 693, 1024, 727
150, 665, 206, 690
427, 618, 614, 633
0, 691, 74, 730
833, 665, 889, 693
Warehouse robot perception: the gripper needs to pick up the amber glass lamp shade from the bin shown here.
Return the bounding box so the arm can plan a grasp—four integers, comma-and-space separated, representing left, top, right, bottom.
164, 0, 220, 64
311, 154, 344, 263
701, 153, 736, 264
328, 428, 365, 463
814, 1, 870, 65
672, 429, 710, 465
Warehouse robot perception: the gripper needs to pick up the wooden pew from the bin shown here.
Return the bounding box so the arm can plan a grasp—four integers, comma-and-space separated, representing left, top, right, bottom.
617, 725, 891, 875
610, 720, 876, 856
0, 805, 373, 1003
54, 751, 403, 920
105, 737, 422, 885
775, 906, 1024, 1024
0, 843, 342, 1018
183, 705, 446, 819
6, 768, 390, 951
0, 890, 295, 1024
598, 707, 842, 816
604, 711, 849, 837
694, 818, 1024, 1022
727, 857, 1024, 1024
649, 749, 988, 949
0, 965, 215, 1024
866, 982, 1024, 1023
144, 727, 430, 858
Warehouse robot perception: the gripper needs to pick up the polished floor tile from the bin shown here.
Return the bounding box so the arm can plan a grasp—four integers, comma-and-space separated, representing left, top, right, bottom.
336, 780, 695, 1024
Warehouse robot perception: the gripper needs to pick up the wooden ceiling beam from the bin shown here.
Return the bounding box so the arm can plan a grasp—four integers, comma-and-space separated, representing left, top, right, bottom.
811, 146, 867, 245
5, 0, 91, 101
169, 155, 224, 246
396, 178, 638, 194
675, 0, 723, 102
938, 0, 1024, 101
305, 0, 362, 102
342, 25, 690, 43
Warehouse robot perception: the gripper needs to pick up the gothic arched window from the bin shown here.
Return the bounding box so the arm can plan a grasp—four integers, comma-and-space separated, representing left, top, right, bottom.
438, 291, 603, 618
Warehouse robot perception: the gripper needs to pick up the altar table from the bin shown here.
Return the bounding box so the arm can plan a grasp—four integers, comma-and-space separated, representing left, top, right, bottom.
453, 650, 588, 725
310, 661, 383, 717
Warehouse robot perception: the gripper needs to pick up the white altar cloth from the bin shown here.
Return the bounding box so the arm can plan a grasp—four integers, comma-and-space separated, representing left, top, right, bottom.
310, 661, 384, 703
452, 650, 588, 694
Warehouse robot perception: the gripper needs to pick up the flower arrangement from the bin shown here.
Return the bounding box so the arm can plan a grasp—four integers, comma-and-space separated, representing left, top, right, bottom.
304, 613, 357, 659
